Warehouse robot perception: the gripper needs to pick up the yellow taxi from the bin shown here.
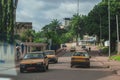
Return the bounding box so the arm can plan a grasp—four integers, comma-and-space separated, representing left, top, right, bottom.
71, 51, 90, 68
20, 52, 49, 73
70, 46, 76, 52
44, 50, 58, 63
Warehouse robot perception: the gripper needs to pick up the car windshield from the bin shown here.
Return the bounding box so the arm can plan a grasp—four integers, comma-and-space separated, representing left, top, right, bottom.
82, 46, 86, 48
73, 52, 89, 57
23, 53, 44, 59
44, 51, 55, 55
71, 46, 75, 49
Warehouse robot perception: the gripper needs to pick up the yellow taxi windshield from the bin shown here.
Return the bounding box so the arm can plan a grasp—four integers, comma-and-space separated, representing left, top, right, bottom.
24, 53, 44, 59
73, 52, 89, 57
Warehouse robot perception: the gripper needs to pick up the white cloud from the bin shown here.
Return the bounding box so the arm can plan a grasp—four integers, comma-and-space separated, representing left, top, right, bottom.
16, 0, 102, 31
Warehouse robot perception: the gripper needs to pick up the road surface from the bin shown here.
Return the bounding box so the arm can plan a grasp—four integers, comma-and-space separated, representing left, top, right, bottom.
0, 47, 114, 80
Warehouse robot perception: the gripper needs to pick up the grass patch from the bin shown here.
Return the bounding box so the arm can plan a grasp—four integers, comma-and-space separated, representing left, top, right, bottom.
110, 55, 120, 61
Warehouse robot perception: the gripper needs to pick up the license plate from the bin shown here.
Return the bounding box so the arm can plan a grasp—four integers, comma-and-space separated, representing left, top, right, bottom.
27, 67, 35, 70
79, 60, 86, 62
73, 60, 86, 62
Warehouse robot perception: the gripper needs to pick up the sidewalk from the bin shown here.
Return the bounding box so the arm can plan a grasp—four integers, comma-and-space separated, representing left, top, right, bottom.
95, 56, 120, 76
0, 60, 17, 76
0, 60, 16, 69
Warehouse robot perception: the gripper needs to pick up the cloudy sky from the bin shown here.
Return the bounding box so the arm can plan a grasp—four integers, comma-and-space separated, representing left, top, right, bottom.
16, 0, 102, 31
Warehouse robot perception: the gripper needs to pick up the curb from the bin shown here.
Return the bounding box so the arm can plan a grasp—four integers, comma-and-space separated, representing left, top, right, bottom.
99, 60, 120, 76
116, 70, 120, 76
108, 64, 120, 76
94, 57, 110, 68
112, 70, 120, 76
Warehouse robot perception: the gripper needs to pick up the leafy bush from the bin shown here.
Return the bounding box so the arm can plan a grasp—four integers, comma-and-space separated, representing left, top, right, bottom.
101, 47, 109, 54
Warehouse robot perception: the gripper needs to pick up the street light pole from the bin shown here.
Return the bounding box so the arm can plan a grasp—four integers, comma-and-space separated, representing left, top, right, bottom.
76, 0, 79, 46
77, 0, 79, 15
116, 15, 119, 54
99, 15, 102, 45
108, 0, 111, 57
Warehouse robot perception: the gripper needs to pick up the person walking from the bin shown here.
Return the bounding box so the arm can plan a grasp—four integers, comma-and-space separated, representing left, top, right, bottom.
16, 46, 20, 61
98, 49, 102, 56
20, 43, 24, 58
88, 47, 91, 52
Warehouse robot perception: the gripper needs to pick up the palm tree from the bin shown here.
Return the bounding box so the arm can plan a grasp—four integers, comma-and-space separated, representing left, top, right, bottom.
20, 29, 35, 42
70, 14, 81, 45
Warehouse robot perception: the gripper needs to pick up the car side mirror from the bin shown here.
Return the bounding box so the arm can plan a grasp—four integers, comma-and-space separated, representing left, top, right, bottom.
20, 58, 23, 60
45, 56, 47, 58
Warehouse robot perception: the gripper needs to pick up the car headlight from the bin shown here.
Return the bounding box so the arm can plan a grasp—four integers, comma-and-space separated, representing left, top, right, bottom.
37, 62, 43, 65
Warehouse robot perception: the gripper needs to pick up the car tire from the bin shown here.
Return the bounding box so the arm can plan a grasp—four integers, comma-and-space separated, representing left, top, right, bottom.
55, 60, 58, 63
20, 68, 24, 73
42, 65, 46, 72
86, 63, 90, 68
71, 64, 73, 68
46, 64, 49, 70
86, 65, 90, 68
87, 64, 90, 68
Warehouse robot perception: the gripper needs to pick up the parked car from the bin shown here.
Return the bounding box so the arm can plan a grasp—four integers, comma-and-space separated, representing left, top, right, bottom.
62, 44, 67, 47
81, 45, 86, 49
20, 51, 49, 73
71, 51, 90, 68
81, 45, 88, 52
44, 50, 58, 63
62, 44, 67, 50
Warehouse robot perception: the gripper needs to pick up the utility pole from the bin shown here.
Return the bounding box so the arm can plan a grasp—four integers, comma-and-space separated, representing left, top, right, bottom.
116, 15, 119, 54
76, 0, 80, 46
77, 0, 79, 15
108, 0, 111, 57
99, 15, 102, 45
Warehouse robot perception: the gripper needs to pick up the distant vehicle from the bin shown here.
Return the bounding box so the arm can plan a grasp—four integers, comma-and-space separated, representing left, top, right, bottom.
70, 46, 76, 52
62, 44, 67, 51
20, 52, 49, 73
81, 45, 86, 49
62, 44, 67, 47
44, 50, 58, 63
81, 45, 88, 52
71, 51, 90, 68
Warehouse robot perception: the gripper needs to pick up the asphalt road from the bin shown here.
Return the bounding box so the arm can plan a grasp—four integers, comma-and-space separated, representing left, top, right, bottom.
0, 50, 114, 80
7, 68, 113, 80
0, 62, 113, 80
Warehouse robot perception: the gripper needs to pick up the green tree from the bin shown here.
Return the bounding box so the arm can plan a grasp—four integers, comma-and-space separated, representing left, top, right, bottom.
83, 0, 120, 52
20, 29, 35, 42
42, 19, 62, 45
69, 14, 85, 45
34, 31, 47, 43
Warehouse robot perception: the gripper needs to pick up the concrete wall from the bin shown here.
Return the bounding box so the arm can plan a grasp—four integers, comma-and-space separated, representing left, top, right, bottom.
0, 43, 17, 76
0, 43, 15, 62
